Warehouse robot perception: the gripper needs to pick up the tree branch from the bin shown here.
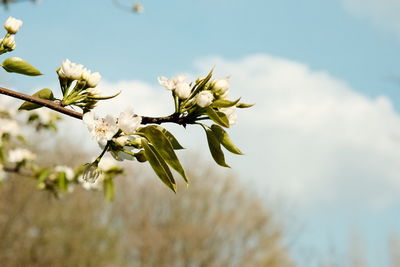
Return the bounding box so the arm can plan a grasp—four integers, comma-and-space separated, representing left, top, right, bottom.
0, 86, 195, 126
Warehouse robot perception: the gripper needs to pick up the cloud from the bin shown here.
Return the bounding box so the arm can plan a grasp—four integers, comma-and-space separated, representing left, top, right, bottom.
196, 54, 400, 211
342, 0, 400, 35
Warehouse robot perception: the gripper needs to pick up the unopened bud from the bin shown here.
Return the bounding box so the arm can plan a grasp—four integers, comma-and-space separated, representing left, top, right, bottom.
134, 150, 147, 162
3, 36, 16, 50
211, 78, 230, 98
82, 162, 101, 183
4, 17, 23, 34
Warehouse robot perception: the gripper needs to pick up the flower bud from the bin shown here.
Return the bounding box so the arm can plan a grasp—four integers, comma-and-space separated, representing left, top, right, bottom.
195, 90, 213, 107
82, 162, 101, 183
134, 150, 147, 162
114, 135, 129, 147
175, 82, 191, 99
211, 78, 230, 98
4, 17, 23, 34
2, 36, 16, 50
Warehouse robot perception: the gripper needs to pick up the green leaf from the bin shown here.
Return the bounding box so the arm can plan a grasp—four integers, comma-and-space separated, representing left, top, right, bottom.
86, 91, 121, 100
104, 178, 115, 201
142, 139, 177, 192
204, 128, 230, 168
58, 172, 67, 191
2, 57, 42, 76
211, 98, 241, 108
19, 88, 55, 111
36, 169, 49, 186
206, 107, 230, 128
139, 125, 188, 183
236, 102, 255, 108
189, 69, 213, 99
153, 125, 184, 150
211, 124, 243, 155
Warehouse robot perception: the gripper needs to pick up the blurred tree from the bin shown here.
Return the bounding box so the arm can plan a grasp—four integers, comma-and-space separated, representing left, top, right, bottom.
0, 148, 293, 267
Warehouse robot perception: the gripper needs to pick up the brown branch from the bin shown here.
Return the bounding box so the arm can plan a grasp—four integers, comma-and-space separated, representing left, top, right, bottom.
0, 86, 195, 126
0, 86, 83, 119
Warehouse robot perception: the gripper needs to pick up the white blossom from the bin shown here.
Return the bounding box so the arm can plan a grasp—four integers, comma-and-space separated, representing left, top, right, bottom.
83, 112, 119, 147
196, 90, 214, 107
84, 71, 101, 88
0, 118, 19, 136
2, 35, 16, 50
158, 75, 186, 90
34, 109, 53, 124
118, 108, 142, 134
8, 148, 36, 163
220, 107, 237, 126
212, 78, 230, 98
98, 157, 118, 172
87, 87, 102, 97
58, 59, 85, 80
55, 165, 74, 181
4, 17, 23, 34
175, 82, 191, 99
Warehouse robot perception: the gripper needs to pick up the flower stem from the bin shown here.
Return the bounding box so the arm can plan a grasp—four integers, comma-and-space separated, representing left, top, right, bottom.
0, 86, 204, 126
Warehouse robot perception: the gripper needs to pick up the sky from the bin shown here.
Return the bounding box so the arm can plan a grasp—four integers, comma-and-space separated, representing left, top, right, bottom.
1, 0, 400, 265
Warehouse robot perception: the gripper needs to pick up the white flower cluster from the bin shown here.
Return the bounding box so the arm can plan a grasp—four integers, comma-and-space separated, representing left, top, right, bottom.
58, 59, 101, 88
1, 35, 15, 50
8, 148, 36, 163
54, 165, 74, 181
158, 74, 237, 125
0, 17, 22, 52
0, 118, 20, 136
158, 75, 192, 99
4, 17, 23, 34
195, 90, 213, 108
83, 108, 142, 148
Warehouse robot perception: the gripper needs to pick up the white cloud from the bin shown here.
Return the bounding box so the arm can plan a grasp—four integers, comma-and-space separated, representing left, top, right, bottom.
196, 54, 400, 211
342, 0, 400, 35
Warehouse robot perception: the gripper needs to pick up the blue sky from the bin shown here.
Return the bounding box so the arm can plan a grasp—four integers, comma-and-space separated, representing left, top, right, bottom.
2, 0, 400, 265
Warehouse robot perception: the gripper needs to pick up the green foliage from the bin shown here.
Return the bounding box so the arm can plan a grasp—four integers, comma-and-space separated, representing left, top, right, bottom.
211, 124, 243, 155
236, 102, 255, 108
153, 125, 184, 150
206, 107, 230, 128
211, 98, 241, 108
2, 57, 42, 76
139, 125, 188, 183
205, 128, 230, 168
142, 139, 177, 192
19, 88, 55, 110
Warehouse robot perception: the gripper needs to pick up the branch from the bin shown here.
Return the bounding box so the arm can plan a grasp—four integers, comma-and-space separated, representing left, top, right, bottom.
0, 86, 196, 126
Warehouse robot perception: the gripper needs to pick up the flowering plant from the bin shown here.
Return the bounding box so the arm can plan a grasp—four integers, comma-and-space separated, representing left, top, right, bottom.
0, 16, 253, 196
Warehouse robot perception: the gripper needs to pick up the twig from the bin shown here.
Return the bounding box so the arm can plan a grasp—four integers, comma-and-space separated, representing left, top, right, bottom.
0, 86, 197, 126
